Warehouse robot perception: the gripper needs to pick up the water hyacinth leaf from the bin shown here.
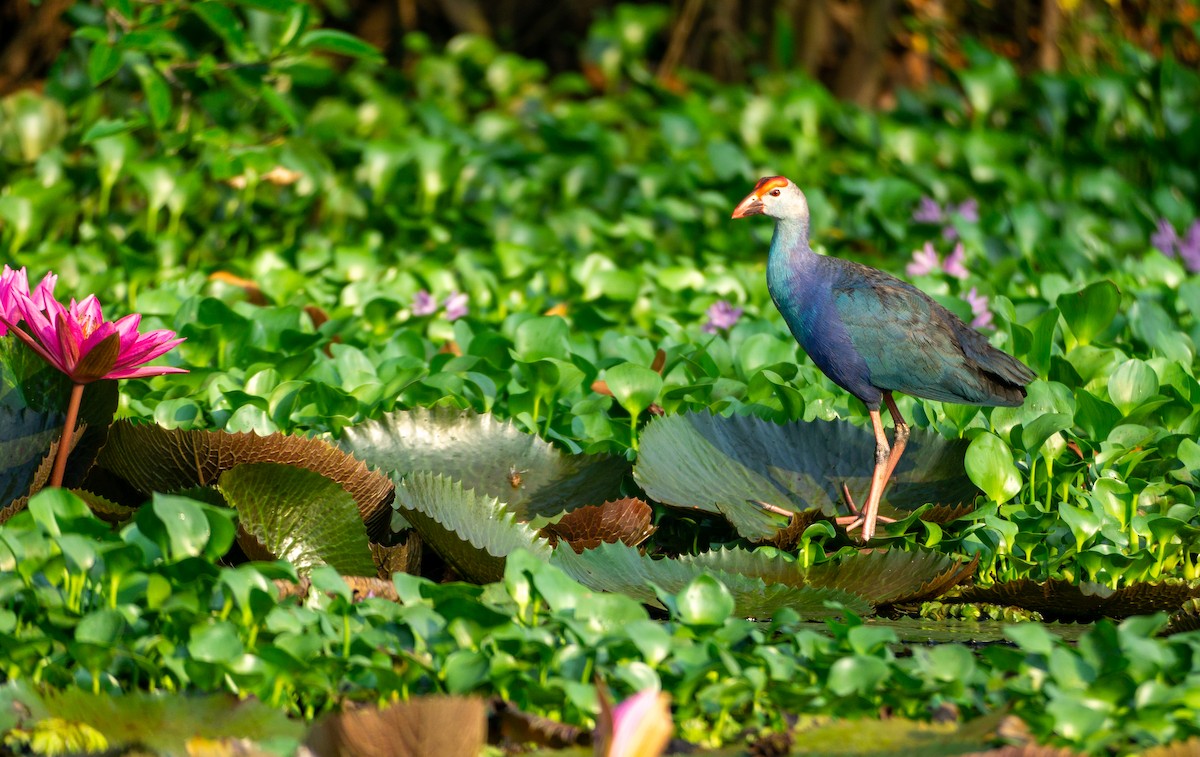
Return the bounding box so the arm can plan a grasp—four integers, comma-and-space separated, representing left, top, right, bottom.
674, 574, 734, 626
634, 412, 977, 540
133, 493, 222, 562
396, 472, 551, 584
511, 315, 570, 361
539, 497, 655, 553
964, 432, 1021, 503
338, 408, 627, 521
96, 421, 393, 538
551, 540, 870, 617
217, 463, 376, 576
1108, 359, 1159, 415
604, 362, 663, 418
1057, 280, 1120, 348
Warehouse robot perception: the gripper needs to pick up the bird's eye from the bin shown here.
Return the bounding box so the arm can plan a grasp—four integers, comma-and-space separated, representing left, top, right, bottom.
769, 188, 782, 197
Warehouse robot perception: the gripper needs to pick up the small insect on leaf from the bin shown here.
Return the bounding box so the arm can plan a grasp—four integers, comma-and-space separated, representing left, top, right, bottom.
508, 466, 528, 489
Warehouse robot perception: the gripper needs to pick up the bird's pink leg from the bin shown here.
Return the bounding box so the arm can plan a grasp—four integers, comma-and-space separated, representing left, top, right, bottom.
881, 393, 909, 483
839, 394, 908, 540
858, 408, 893, 540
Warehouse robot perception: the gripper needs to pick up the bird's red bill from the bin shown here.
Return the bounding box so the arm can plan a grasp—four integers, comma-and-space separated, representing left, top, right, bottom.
731, 192, 764, 219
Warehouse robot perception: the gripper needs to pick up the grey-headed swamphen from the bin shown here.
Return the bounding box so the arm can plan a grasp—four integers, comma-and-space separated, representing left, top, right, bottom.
732, 176, 1035, 541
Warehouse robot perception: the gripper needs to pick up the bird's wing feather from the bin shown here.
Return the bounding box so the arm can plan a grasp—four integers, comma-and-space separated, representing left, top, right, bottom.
828, 263, 1029, 405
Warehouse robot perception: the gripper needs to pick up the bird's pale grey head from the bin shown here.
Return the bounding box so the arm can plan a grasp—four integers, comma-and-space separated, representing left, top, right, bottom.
731, 176, 809, 221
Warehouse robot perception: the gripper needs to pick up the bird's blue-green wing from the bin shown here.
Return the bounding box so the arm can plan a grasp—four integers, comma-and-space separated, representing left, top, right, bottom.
829, 265, 1023, 405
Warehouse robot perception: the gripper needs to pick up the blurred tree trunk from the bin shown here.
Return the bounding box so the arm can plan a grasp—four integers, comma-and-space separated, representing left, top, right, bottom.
0, 0, 72, 95
832, 0, 895, 106
799, 0, 832, 78
1039, 0, 1063, 71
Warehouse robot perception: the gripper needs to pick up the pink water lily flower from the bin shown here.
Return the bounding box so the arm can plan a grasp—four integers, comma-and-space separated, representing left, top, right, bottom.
595, 689, 672, 757
8, 292, 186, 383
0, 266, 57, 336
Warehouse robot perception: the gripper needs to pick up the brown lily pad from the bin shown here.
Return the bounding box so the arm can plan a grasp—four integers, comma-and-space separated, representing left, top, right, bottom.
952, 579, 1200, 622
370, 533, 422, 579
306, 696, 485, 757
96, 421, 394, 538
541, 497, 656, 553
751, 509, 830, 551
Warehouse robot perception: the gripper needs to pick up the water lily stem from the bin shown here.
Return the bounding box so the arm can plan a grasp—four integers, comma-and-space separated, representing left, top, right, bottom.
50, 382, 85, 488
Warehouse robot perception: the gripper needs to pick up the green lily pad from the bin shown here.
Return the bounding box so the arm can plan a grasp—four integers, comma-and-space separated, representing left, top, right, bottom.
217, 463, 377, 576
396, 472, 552, 583
804, 549, 979, 608
96, 421, 394, 538
634, 412, 978, 540
338, 408, 628, 521
681, 547, 976, 608
0, 682, 302, 755
784, 710, 1005, 755
550, 540, 871, 618
786, 618, 1092, 644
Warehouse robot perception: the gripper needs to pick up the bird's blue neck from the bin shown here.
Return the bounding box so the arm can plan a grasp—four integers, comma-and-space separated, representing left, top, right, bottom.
767, 216, 815, 290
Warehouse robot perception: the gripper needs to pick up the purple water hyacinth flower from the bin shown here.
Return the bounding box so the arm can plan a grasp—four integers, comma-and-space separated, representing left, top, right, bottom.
411, 289, 437, 316
702, 300, 743, 334
912, 196, 944, 224
1151, 218, 1180, 257
1179, 221, 1200, 273
965, 287, 993, 330
954, 198, 980, 223
906, 242, 940, 277
443, 292, 469, 321
942, 242, 969, 279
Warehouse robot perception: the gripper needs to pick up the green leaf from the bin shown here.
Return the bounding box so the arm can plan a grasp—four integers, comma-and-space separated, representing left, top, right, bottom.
188, 621, 245, 664
604, 363, 662, 418
674, 574, 734, 626
136, 493, 213, 561
396, 472, 551, 584
827, 655, 890, 697
964, 432, 1021, 503
133, 64, 172, 129
1107, 359, 1159, 415
511, 316, 570, 361
217, 463, 376, 576
87, 43, 124, 86
634, 412, 977, 540
1057, 280, 1120, 348
298, 29, 384, 62
192, 2, 247, 50
74, 609, 126, 644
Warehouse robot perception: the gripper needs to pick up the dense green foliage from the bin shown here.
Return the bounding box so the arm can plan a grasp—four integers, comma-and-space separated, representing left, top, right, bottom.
3, 0, 1200, 752
6, 489, 1200, 754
